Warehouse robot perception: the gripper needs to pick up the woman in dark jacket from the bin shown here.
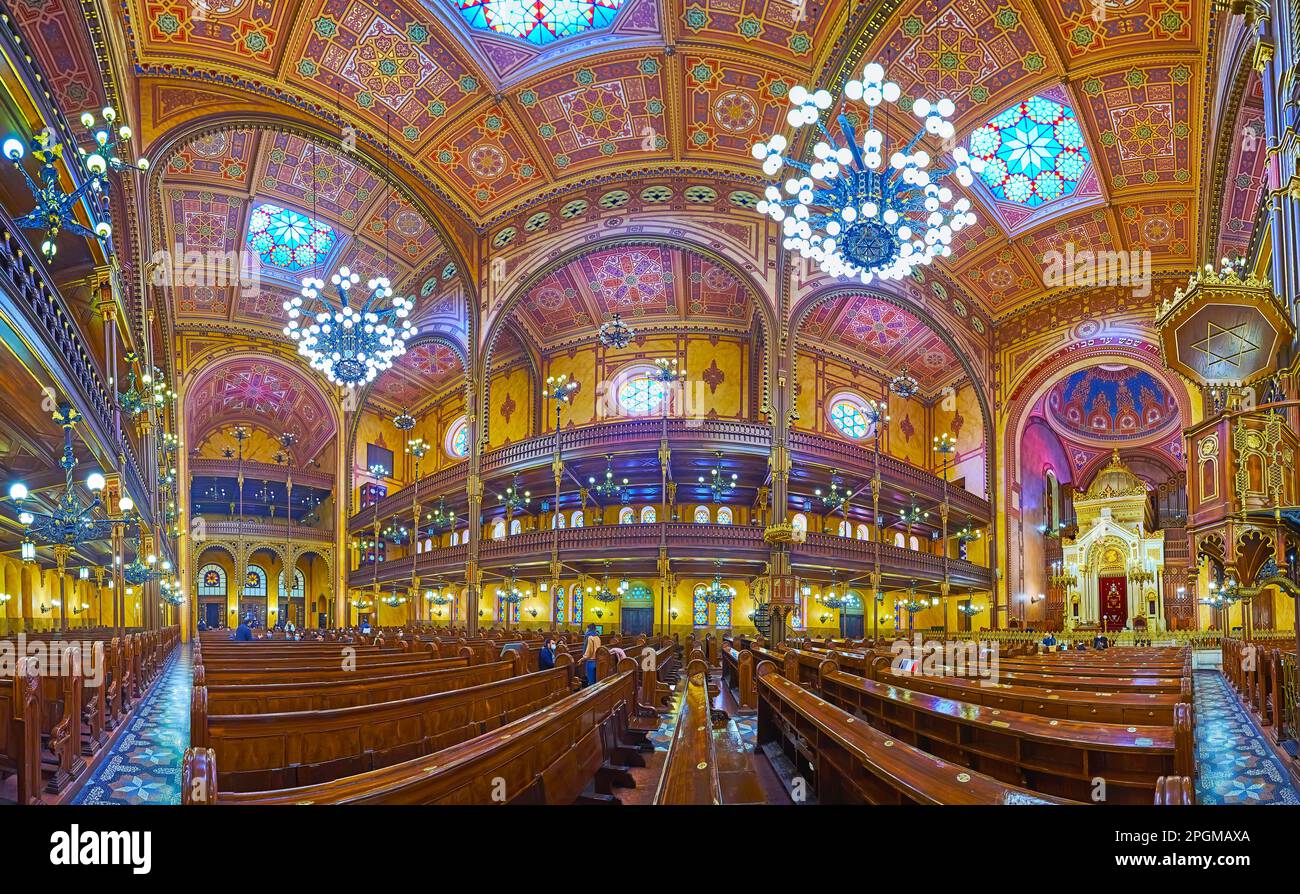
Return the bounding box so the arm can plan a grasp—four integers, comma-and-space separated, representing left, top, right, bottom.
538, 638, 557, 670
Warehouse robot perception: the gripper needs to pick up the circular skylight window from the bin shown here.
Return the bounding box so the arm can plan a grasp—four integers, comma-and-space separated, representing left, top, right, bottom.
968, 96, 1090, 208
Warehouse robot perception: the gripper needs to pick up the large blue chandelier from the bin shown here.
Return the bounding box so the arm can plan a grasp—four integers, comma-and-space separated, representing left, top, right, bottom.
4, 106, 148, 259
4, 405, 137, 553
752, 63, 980, 284
283, 266, 415, 388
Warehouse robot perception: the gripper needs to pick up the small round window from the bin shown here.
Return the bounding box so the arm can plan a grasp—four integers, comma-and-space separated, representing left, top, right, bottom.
828, 394, 874, 440
445, 416, 469, 458
616, 376, 666, 416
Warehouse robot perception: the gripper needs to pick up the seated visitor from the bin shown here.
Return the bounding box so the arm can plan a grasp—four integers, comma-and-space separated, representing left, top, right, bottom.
538, 638, 556, 670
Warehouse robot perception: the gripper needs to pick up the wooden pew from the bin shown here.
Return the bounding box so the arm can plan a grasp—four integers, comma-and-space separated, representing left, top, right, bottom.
202, 658, 522, 715
816, 659, 1194, 804
192, 665, 575, 792
654, 659, 721, 805
756, 661, 1076, 804
182, 663, 644, 804
0, 658, 42, 805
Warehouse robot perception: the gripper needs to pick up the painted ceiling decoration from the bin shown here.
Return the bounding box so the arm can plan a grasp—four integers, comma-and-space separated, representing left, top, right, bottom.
110, 0, 1208, 320
185, 356, 337, 461
970, 94, 1090, 209
366, 339, 467, 415
246, 203, 338, 271
508, 244, 755, 349
1044, 364, 1180, 442
799, 293, 961, 394
453, 0, 626, 45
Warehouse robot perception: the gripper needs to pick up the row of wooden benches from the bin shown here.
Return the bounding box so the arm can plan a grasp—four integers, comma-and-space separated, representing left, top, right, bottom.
0, 626, 179, 804
187, 639, 686, 805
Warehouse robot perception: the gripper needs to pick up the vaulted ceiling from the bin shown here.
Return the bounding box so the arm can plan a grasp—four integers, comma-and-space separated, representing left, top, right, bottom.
5, 0, 1228, 420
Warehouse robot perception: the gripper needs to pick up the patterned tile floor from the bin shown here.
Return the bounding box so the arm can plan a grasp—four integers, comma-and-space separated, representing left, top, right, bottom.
71, 644, 192, 805
647, 682, 684, 752
1194, 669, 1300, 805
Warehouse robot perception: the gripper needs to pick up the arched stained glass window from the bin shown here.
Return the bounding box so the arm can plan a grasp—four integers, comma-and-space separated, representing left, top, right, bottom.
856, 523, 870, 541
969, 96, 1090, 208
829, 394, 872, 440
571, 510, 584, 527
640, 505, 657, 523
198, 564, 226, 597
424, 538, 434, 552
717, 506, 733, 525
509, 519, 522, 536
616, 376, 666, 416
491, 520, 506, 540
618, 507, 635, 525
692, 584, 709, 628
553, 586, 565, 623
910, 534, 921, 551
694, 505, 711, 524
838, 519, 851, 537
716, 597, 731, 628
571, 585, 583, 624
454, 0, 625, 46
791, 513, 808, 535
243, 565, 267, 597
278, 569, 305, 600
894, 532, 906, 548
246, 203, 335, 272
446, 416, 469, 459
450, 531, 460, 546
552, 513, 566, 529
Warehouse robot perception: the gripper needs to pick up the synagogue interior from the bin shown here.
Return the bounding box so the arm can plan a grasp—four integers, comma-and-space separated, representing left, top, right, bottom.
0, 0, 1296, 815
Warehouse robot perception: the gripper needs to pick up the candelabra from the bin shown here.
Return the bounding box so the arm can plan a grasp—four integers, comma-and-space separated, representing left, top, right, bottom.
589, 455, 630, 503
498, 474, 531, 514
598, 313, 635, 349
699, 451, 738, 503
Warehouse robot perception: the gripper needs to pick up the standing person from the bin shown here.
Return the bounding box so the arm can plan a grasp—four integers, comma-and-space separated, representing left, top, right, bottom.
232, 618, 253, 641
581, 624, 600, 686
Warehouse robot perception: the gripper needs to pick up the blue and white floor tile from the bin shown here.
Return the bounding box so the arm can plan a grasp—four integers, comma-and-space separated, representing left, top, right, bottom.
1193, 669, 1300, 805
71, 644, 192, 805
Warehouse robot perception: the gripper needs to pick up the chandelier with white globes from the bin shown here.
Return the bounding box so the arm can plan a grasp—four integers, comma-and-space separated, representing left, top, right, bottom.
752, 63, 983, 284
283, 266, 416, 389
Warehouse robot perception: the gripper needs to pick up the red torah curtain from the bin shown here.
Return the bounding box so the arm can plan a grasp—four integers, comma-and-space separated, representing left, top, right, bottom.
1099, 576, 1128, 630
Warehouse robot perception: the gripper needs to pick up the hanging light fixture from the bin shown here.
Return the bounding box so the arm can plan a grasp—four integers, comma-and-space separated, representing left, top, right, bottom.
889, 366, 921, 399
752, 63, 978, 284
498, 474, 531, 512
117, 352, 148, 419
589, 454, 630, 503
393, 407, 416, 431
284, 267, 415, 388
899, 492, 928, 527
4, 106, 148, 259
586, 562, 628, 603
815, 471, 853, 509
4, 404, 137, 552
424, 495, 455, 534
822, 573, 846, 610
700, 559, 736, 605
957, 591, 981, 617
699, 451, 738, 503
496, 567, 528, 606
597, 313, 635, 349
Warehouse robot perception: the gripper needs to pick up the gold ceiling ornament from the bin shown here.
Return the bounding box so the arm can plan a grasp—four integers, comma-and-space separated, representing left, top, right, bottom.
1155, 259, 1293, 387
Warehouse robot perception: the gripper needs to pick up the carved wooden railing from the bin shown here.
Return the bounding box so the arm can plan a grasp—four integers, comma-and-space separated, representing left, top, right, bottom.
199, 519, 334, 542
191, 459, 335, 491
349, 420, 992, 533
348, 523, 992, 590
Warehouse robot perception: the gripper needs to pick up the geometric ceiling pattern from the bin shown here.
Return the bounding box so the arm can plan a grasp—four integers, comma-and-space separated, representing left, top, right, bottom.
185, 357, 338, 461
454, 0, 626, 45
799, 294, 961, 394
1044, 364, 1180, 442
510, 245, 754, 350
366, 339, 467, 415
160, 127, 451, 336
1215, 69, 1267, 263
115, 0, 1210, 319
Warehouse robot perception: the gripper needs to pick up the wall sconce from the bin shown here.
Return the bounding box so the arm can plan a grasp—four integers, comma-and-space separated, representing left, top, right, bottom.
670, 608, 678, 620
528, 607, 539, 618
40, 598, 60, 614
818, 613, 830, 625
594, 607, 605, 619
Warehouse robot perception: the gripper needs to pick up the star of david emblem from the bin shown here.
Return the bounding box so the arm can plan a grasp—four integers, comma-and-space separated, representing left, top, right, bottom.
1188, 320, 1260, 370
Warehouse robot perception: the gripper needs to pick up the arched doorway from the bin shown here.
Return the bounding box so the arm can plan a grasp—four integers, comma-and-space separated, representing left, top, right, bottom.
619, 581, 655, 636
